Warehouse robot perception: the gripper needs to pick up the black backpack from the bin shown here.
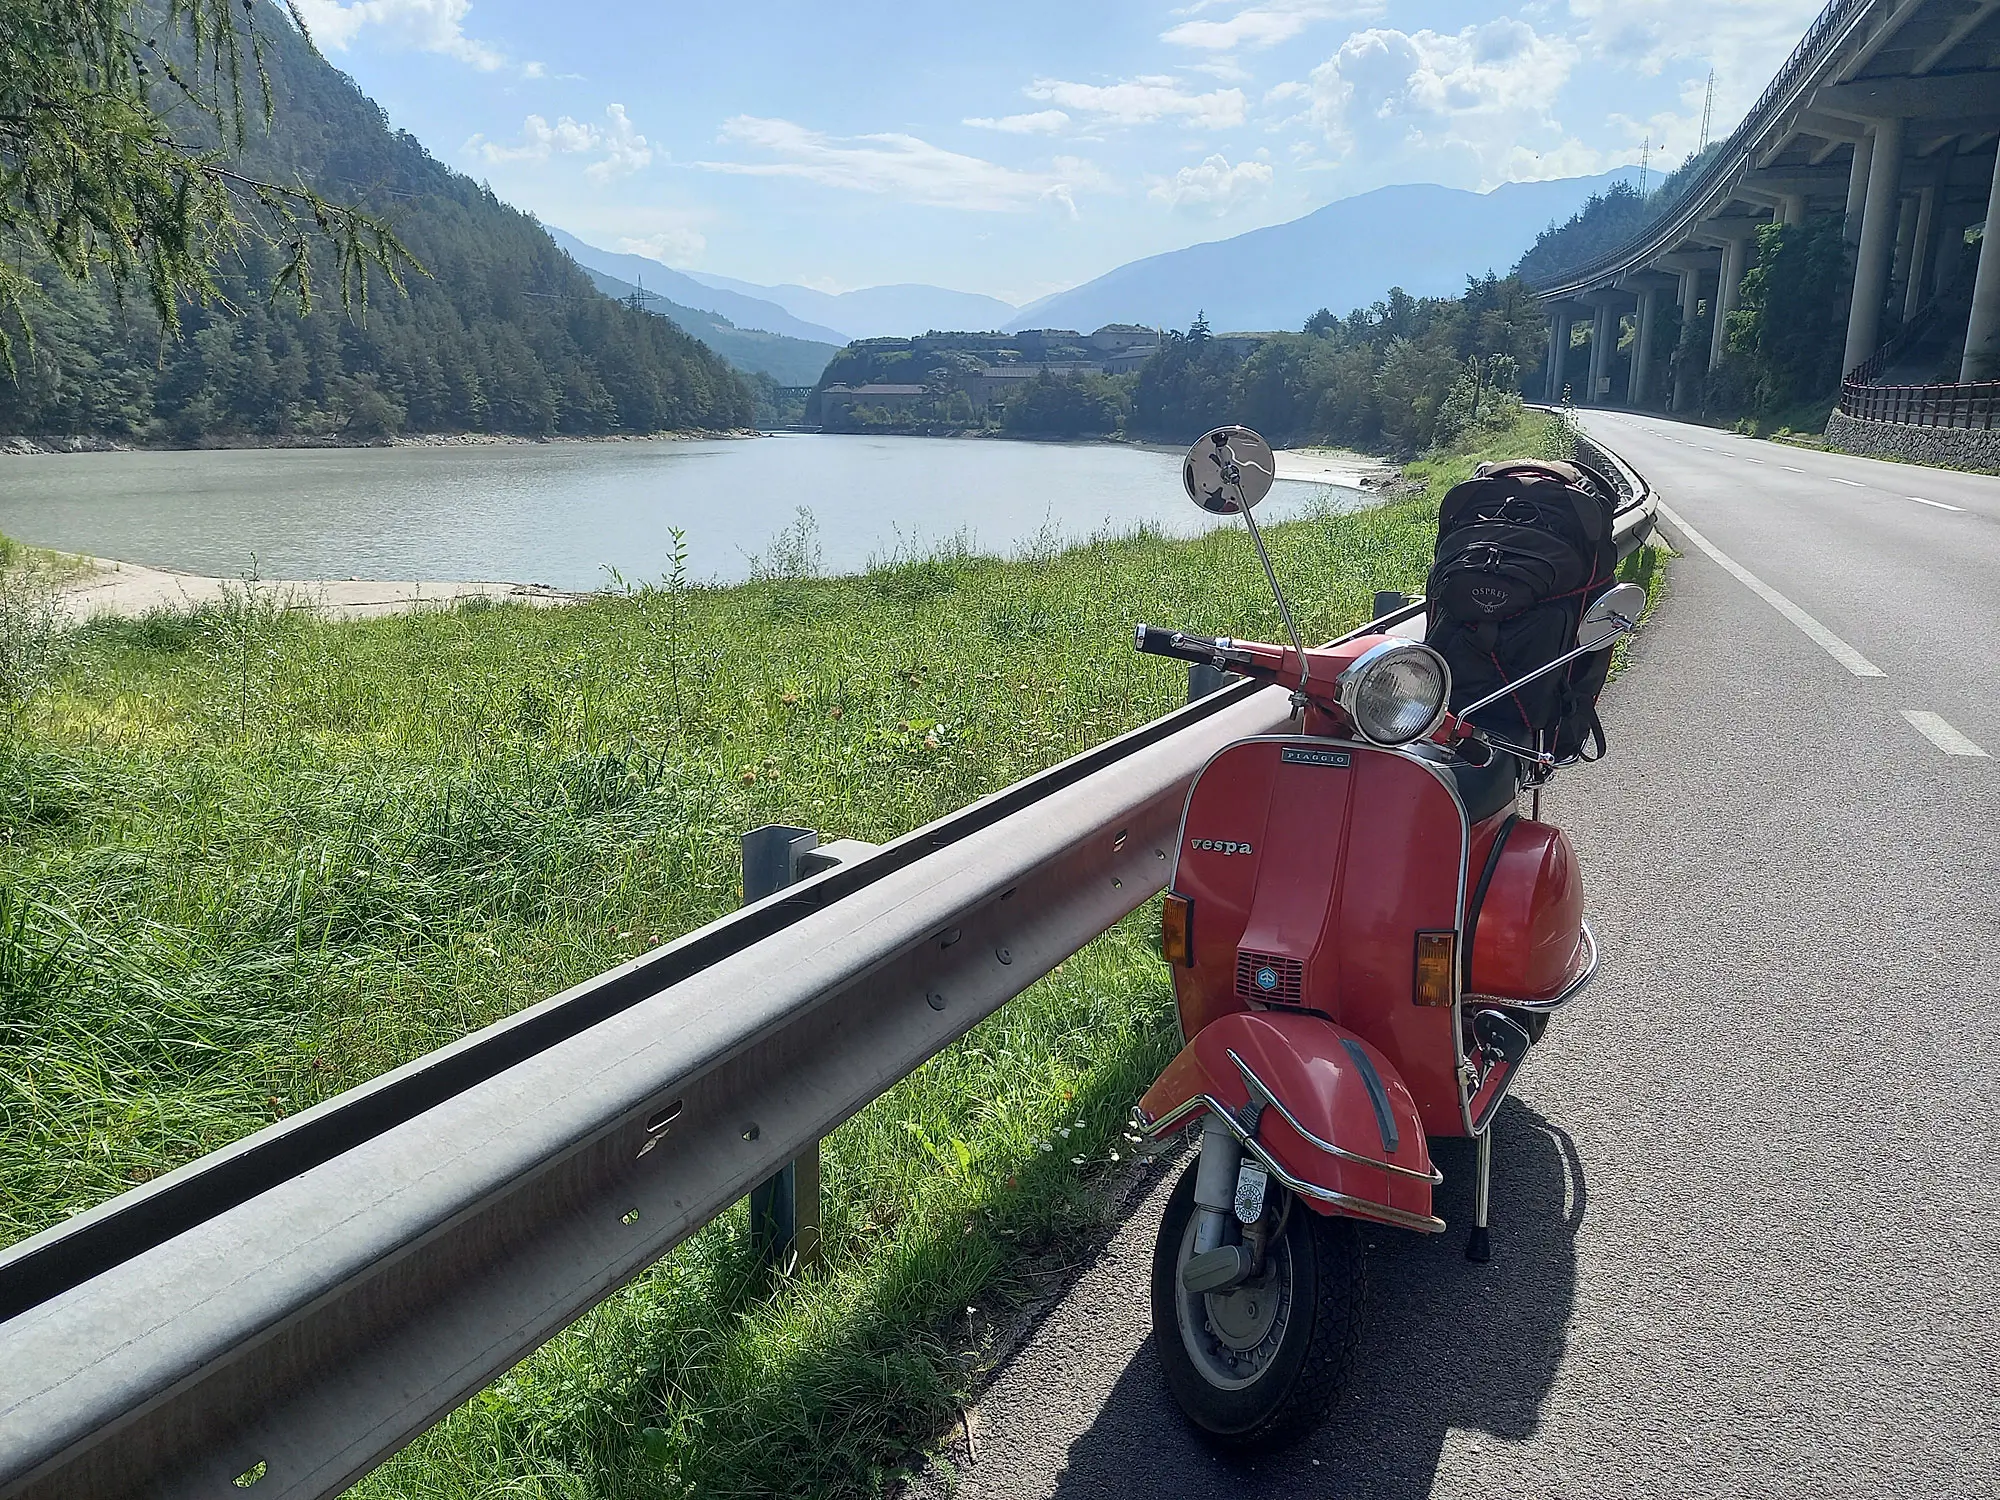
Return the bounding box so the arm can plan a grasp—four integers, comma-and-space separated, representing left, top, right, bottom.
1425, 459, 1619, 762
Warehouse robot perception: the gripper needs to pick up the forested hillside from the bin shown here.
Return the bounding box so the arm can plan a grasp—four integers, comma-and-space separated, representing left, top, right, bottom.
1129, 277, 1548, 454
0, 4, 753, 442
1515, 147, 1724, 287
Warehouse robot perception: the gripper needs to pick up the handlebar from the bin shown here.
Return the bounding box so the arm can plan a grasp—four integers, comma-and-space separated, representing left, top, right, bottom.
1134, 624, 1233, 666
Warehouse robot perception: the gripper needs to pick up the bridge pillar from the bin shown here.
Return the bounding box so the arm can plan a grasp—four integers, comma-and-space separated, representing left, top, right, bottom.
1844, 116, 1905, 374
1587, 299, 1617, 403
1707, 234, 1752, 374
1890, 194, 1921, 320
1628, 283, 1663, 407
1962, 145, 2000, 382
1545, 307, 1573, 402
1904, 184, 1936, 323
1844, 133, 1873, 245
1672, 265, 1704, 411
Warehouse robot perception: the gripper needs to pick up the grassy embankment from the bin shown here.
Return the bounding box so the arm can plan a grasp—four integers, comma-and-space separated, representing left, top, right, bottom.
0, 405, 1662, 1497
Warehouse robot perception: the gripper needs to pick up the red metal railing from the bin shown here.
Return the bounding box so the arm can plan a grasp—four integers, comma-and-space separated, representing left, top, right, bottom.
1839, 380, 2000, 429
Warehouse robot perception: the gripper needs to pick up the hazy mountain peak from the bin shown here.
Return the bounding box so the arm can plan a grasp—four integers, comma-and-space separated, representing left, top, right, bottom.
1006, 170, 1643, 335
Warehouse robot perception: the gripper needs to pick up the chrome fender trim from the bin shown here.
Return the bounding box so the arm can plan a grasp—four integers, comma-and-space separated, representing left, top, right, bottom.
1132, 1096, 1448, 1236
1465, 919, 1600, 1017
1226, 1049, 1442, 1184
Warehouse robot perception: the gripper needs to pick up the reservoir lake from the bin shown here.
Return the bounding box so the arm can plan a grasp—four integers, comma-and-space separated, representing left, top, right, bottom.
0, 434, 1372, 591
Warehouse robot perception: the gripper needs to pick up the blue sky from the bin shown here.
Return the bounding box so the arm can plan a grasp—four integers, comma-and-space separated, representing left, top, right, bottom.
291, 0, 1830, 304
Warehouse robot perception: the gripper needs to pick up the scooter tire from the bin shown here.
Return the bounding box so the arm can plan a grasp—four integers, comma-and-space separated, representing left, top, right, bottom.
1150, 1156, 1366, 1448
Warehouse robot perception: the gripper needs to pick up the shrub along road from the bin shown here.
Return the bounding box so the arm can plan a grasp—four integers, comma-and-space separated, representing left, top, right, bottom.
923, 410, 2000, 1499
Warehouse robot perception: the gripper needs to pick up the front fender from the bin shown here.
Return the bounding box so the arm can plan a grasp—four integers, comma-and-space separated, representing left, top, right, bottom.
1137, 1010, 1444, 1233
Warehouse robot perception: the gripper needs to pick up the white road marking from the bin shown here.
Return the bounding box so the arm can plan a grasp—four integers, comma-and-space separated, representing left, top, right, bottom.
1830, 477, 1864, 487
1655, 500, 1886, 678
1901, 712, 1990, 758
1743, 458, 1766, 465
1782, 465, 1806, 473
1906, 495, 1965, 511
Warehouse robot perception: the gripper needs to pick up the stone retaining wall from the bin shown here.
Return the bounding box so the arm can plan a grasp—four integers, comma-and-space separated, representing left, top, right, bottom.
1824, 410, 2000, 471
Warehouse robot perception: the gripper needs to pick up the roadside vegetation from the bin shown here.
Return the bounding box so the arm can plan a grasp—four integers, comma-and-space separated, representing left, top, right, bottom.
0, 407, 1664, 1498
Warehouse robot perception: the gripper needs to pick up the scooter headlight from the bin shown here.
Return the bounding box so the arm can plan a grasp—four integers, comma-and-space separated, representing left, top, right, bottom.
1337, 642, 1451, 746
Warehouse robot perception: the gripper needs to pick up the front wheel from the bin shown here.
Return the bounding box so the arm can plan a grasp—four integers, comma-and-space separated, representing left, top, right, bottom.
1150, 1155, 1366, 1447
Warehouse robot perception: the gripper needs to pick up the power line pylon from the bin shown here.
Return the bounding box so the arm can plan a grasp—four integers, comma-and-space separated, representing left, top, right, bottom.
1699, 70, 1716, 153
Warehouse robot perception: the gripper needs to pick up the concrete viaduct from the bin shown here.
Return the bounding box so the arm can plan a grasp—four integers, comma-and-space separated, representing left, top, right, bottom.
1535, 0, 2000, 417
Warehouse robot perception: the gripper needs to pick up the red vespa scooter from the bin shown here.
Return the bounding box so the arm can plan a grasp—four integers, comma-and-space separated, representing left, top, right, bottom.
1128, 426, 1643, 1446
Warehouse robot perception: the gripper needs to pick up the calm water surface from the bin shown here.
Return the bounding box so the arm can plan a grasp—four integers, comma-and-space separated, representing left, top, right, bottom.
0, 435, 1367, 590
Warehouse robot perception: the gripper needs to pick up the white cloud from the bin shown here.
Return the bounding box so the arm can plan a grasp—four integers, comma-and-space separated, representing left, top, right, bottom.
616, 227, 707, 264
1025, 76, 1246, 129
466, 105, 653, 181
1163, 1, 1380, 52
700, 117, 1102, 214
1305, 18, 1585, 186
1149, 154, 1275, 215
964, 110, 1072, 135
293, 0, 515, 72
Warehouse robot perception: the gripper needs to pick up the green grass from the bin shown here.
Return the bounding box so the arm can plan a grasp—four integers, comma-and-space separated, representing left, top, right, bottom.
0, 410, 1635, 1498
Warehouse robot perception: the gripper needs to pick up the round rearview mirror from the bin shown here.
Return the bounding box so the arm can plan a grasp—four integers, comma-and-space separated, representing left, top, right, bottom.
1580, 581, 1647, 646
1184, 427, 1277, 515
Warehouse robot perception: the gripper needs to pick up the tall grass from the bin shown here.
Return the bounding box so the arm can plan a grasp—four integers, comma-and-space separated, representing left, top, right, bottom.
0, 413, 1637, 1497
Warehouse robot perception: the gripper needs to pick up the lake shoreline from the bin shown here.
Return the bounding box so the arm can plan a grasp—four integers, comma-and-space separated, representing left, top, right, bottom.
54, 554, 578, 623
1, 429, 764, 458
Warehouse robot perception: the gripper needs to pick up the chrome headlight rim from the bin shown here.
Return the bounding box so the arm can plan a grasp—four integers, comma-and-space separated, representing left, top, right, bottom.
1336, 640, 1452, 747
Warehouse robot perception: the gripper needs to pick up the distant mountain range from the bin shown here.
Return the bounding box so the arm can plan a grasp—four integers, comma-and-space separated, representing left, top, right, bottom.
545, 228, 850, 346
552, 229, 1016, 343
566, 263, 839, 387
1007, 169, 1641, 335
549, 166, 1635, 383
678, 273, 1020, 342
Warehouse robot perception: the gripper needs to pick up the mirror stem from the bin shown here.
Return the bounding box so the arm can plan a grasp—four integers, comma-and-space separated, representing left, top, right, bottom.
1239, 505, 1308, 694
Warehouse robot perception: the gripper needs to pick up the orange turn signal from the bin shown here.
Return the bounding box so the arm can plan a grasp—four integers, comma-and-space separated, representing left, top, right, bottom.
1162, 893, 1194, 967
1413, 931, 1456, 1007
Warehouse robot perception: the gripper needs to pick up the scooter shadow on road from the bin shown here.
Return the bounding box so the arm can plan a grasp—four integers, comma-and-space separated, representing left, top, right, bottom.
1050, 1096, 1583, 1499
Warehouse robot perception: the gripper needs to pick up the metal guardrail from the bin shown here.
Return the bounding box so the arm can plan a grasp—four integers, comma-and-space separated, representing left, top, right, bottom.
1838, 379, 2000, 428
0, 467, 1658, 1500
1531, 0, 1876, 300
0, 669, 1294, 1500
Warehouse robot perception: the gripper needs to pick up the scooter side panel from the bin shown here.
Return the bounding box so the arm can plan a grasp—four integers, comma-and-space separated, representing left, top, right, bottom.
1137, 1010, 1438, 1228
1467, 820, 1587, 1003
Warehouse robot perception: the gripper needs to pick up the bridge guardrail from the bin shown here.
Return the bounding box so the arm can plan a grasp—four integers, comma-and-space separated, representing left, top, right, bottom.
0, 458, 1657, 1500
1839, 378, 2000, 430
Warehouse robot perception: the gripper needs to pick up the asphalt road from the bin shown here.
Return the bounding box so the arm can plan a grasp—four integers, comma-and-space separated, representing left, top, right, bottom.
920, 412, 2000, 1499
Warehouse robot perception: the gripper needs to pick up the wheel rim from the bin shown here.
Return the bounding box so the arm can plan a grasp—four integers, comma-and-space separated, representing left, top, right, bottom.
1173, 1208, 1296, 1390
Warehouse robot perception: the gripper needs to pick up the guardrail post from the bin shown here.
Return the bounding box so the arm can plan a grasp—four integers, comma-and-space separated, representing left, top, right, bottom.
741, 824, 824, 1274
1187, 662, 1228, 702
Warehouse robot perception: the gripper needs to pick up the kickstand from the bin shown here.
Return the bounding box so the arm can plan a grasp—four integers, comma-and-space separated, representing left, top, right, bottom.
1465, 1125, 1492, 1264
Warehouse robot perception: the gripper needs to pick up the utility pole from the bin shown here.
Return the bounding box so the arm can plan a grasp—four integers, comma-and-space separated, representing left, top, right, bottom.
622, 275, 661, 317
1699, 70, 1716, 153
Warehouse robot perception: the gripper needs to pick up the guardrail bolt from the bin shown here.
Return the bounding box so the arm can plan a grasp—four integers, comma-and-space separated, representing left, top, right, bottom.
741, 825, 824, 1275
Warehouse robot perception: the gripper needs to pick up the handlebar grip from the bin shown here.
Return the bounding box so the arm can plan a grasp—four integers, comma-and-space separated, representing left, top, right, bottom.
1134, 623, 1222, 664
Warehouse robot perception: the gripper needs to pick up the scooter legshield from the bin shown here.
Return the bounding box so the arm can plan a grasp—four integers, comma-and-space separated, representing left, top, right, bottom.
1137, 1009, 1443, 1234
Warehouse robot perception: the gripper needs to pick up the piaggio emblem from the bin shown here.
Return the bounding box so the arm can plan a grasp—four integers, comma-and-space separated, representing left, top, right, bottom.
1254, 966, 1280, 992
1189, 839, 1254, 856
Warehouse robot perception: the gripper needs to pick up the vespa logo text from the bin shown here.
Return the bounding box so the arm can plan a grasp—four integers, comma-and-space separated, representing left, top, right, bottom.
1190, 838, 1255, 856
